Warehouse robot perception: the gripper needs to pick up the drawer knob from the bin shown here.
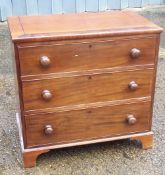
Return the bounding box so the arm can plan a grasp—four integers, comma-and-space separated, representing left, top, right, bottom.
44, 125, 53, 135
42, 90, 52, 100
130, 48, 141, 59
40, 56, 51, 67
127, 115, 137, 125
128, 81, 138, 91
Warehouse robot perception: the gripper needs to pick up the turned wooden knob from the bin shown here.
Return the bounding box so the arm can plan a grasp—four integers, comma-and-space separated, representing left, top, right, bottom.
127, 115, 137, 125
40, 56, 51, 67
44, 125, 53, 135
128, 81, 138, 91
42, 90, 52, 100
130, 48, 141, 59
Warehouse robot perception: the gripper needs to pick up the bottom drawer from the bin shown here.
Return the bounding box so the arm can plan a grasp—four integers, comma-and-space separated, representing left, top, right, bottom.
25, 101, 151, 148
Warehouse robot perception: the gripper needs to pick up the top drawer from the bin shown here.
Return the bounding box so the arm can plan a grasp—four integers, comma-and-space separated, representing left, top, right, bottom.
18, 37, 156, 76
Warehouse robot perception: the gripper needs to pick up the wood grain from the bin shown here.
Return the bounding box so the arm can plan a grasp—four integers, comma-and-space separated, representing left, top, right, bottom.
13, 44, 28, 147
23, 149, 49, 168
18, 37, 156, 76
9, 12, 162, 167
25, 101, 151, 148
16, 34, 157, 48
7, 16, 24, 38
22, 68, 154, 111
7, 11, 163, 42
130, 132, 153, 149
23, 97, 151, 115
16, 113, 153, 168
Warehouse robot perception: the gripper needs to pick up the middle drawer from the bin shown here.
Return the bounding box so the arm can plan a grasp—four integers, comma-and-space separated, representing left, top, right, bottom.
22, 69, 154, 111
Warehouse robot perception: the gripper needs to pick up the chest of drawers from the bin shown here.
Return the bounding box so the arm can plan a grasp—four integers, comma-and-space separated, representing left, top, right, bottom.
8, 11, 162, 168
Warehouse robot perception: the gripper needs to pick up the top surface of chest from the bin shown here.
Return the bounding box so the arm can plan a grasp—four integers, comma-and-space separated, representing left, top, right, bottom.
8, 11, 162, 43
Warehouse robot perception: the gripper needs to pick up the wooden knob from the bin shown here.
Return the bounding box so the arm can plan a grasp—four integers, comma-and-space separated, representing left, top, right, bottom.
127, 115, 137, 125
128, 81, 138, 91
40, 56, 51, 67
42, 90, 52, 101
130, 48, 141, 59
44, 125, 53, 135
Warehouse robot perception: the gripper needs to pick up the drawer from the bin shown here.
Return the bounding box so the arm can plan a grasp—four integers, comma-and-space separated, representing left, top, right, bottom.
18, 37, 156, 76
25, 101, 151, 148
22, 69, 154, 111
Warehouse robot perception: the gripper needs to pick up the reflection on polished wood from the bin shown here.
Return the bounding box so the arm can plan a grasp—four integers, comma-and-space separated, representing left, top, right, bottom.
9, 11, 162, 168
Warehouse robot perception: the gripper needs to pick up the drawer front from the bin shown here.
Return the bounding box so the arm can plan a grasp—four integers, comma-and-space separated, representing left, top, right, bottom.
25, 101, 151, 148
18, 37, 156, 76
22, 69, 154, 111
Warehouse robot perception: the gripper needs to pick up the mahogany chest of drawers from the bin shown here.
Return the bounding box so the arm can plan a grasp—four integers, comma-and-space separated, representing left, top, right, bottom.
8, 11, 162, 168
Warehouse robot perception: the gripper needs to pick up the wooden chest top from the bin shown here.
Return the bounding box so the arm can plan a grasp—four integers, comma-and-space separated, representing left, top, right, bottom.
8, 11, 162, 43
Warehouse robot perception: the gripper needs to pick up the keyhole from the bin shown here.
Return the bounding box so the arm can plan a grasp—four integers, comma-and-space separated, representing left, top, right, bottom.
89, 44, 92, 48
88, 76, 92, 80
87, 110, 92, 114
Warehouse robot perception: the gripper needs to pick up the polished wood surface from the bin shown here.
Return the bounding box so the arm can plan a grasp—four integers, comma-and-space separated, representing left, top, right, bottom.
18, 37, 156, 76
130, 132, 153, 149
25, 101, 151, 148
9, 12, 162, 168
22, 69, 154, 111
7, 11, 163, 42
23, 149, 49, 168
16, 113, 153, 168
